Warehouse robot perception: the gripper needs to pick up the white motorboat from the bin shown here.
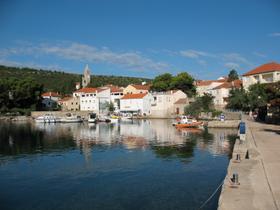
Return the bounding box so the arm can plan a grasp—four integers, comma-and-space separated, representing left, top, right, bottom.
60, 113, 83, 123
120, 114, 133, 122
98, 115, 111, 123
88, 113, 98, 123
35, 114, 60, 123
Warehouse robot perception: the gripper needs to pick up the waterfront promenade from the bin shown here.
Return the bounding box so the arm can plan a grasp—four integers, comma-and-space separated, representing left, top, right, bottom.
219, 117, 280, 210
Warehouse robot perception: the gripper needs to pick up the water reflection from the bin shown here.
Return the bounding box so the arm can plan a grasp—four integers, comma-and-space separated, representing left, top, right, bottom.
0, 120, 238, 210
0, 120, 237, 161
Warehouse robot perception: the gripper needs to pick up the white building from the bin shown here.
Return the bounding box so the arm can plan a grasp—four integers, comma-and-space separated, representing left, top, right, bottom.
150, 90, 188, 117
74, 87, 111, 113
209, 80, 242, 109
120, 93, 153, 116
195, 77, 227, 96
41, 92, 60, 109
242, 62, 280, 90
105, 85, 124, 111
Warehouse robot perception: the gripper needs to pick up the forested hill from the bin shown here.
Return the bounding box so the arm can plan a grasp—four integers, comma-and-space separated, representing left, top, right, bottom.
0, 65, 151, 94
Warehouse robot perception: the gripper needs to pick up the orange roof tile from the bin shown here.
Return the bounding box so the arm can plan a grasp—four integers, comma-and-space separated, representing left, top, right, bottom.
243, 62, 280, 76
131, 84, 150, 90
74, 87, 98, 93
121, 93, 147, 99
196, 80, 215, 86
212, 80, 242, 90
58, 97, 72, 102
41, 92, 60, 97
105, 85, 123, 93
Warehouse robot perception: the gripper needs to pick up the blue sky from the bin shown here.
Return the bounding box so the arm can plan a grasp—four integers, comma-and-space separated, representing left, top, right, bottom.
0, 0, 280, 79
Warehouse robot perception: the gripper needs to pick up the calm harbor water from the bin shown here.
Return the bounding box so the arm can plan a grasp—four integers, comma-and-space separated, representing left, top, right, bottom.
0, 120, 237, 210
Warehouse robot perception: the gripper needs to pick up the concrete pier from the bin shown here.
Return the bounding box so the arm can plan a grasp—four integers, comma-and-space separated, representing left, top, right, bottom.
218, 118, 280, 210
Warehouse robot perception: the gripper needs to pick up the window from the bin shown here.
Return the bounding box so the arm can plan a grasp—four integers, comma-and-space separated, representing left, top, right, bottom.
82, 94, 85, 97
90, 94, 93, 96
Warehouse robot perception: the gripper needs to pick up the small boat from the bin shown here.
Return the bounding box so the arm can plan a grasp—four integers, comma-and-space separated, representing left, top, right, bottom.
174, 115, 204, 129
175, 121, 204, 128
60, 113, 83, 123
120, 113, 133, 122
88, 113, 98, 123
35, 114, 60, 123
98, 115, 111, 123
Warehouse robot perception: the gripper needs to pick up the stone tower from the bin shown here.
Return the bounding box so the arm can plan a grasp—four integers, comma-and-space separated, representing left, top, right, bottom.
82, 64, 91, 88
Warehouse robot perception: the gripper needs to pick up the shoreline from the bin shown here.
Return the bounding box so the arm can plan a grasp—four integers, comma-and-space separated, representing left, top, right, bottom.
218, 117, 280, 210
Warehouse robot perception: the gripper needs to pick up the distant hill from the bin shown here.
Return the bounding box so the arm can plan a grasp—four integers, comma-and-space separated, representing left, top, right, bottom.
0, 65, 152, 95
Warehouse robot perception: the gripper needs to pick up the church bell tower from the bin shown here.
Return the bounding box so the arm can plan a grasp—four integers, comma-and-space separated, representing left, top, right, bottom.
82, 64, 91, 88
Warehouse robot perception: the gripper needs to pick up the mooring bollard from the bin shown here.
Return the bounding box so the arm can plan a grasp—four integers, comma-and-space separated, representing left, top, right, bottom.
233, 153, 241, 163
229, 172, 240, 188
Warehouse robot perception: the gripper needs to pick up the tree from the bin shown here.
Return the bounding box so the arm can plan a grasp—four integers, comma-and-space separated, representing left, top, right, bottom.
150, 73, 172, 92
226, 88, 248, 111
227, 69, 239, 82
0, 77, 43, 113
184, 93, 214, 117
247, 83, 268, 111
265, 81, 280, 106
107, 102, 115, 113
170, 72, 196, 97
200, 93, 214, 111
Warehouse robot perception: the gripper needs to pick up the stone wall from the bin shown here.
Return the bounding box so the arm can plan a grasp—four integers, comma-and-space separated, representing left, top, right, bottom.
31, 111, 93, 119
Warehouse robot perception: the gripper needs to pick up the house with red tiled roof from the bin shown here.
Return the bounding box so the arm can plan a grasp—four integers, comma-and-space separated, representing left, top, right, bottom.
150, 90, 188, 117
242, 62, 280, 89
41, 92, 61, 109
74, 87, 111, 112
58, 96, 80, 111
120, 93, 153, 115
209, 80, 242, 108
195, 77, 227, 96
123, 84, 151, 94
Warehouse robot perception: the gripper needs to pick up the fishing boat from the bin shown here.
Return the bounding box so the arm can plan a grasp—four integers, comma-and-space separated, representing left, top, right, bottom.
88, 113, 98, 123
60, 113, 83, 123
35, 114, 60, 123
174, 116, 204, 129
175, 121, 204, 128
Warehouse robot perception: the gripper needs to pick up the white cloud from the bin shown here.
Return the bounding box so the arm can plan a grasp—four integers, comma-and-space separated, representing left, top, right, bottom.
253, 52, 267, 58
0, 42, 169, 72
0, 59, 62, 70
222, 53, 252, 66
180, 50, 215, 59
224, 62, 240, 69
268, 32, 280, 37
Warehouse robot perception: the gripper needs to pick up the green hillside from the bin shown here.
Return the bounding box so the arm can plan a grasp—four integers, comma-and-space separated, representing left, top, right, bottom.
0, 65, 151, 95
